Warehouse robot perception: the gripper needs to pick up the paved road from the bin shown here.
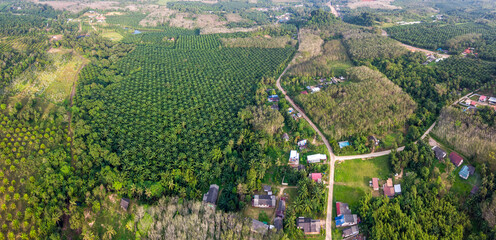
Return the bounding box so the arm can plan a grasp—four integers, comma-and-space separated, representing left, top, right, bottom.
275, 30, 337, 240
275, 29, 438, 239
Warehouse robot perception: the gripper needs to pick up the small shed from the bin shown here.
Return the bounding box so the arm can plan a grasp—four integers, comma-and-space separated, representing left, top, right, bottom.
307, 154, 327, 164
394, 184, 402, 194
342, 225, 359, 238
282, 133, 290, 141
274, 217, 283, 231
432, 146, 447, 161
120, 198, 130, 211
309, 173, 322, 183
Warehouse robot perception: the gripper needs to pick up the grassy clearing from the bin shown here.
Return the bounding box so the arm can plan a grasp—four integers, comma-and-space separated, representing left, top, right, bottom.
333, 155, 391, 210
102, 31, 123, 41
243, 205, 276, 223
7, 49, 88, 104
221, 36, 296, 48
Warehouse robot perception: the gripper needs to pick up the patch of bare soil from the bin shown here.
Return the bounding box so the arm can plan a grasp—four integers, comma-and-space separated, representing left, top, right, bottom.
169, 13, 196, 29
294, 28, 324, 63
200, 26, 258, 34
225, 13, 245, 22
348, 0, 401, 10
105, 11, 124, 16
196, 14, 226, 28
29, 0, 120, 12
140, 6, 176, 27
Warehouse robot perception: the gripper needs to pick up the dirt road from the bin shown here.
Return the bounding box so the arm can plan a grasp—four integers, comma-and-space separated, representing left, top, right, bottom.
381, 29, 450, 58
327, 1, 339, 18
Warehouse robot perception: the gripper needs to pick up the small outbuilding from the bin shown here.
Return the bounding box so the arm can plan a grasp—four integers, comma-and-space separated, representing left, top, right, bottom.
274, 217, 283, 231
289, 150, 300, 167
120, 198, 130, 211
203, 184, 220, 205
282, 133, 290, 141
489, 97, 496, 104
394, 184, 402, 195
336, 202, 351, 217
309, 173, 322, 183
342, 225, 359, 238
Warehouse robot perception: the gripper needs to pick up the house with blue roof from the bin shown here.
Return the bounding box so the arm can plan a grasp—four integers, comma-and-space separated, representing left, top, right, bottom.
459, 165, 470, 179
335, 214, 357, 227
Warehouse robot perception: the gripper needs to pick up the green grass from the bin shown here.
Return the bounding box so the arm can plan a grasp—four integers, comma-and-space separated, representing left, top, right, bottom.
283, 187, 298, 206
382, 132, 404, 148
333, 155, 391, 211
102, 31, 123, 41
451, 165, 480, 197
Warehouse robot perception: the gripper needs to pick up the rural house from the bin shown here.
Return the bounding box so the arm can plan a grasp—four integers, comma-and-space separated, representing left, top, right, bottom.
297, 217, 321, 234
289, 150, 300, 167
251, 219, 269, 234
342, 225, 359, 238
383, 178, 395, 198
252, 195, 276, 208
263, 185, 272, 195
368, 136, 379, 146
335, 214, 358, 227
309, 173, 322, 183
489, 97, 496, 104
282, 133, 289, 141
120, 198, 130, 211
274, 217, 283, 231
432, 146, 447, 161
371, 178, 379, 191
276, 199, 286, 218
203, 184, 219, 205
307, 154, 327, 164
479, 95, 487, 102
298, 139, 308, 149
459, 166, 470, 179
450, 152, 464, 167
336, 202, 352, 216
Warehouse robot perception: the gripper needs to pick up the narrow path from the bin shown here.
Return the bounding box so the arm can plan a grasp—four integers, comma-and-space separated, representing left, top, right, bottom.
382, 29, 450, 58
327, 1, 339, 18
68, 56, 86, 167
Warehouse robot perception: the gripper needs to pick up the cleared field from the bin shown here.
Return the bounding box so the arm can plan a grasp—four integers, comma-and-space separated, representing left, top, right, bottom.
290, 39, 352, 76
293, 28, 324, 63
348, 0, 401, 9
102, 31, 123, 41
7, 49, 88, 103
333, 155, 391, 210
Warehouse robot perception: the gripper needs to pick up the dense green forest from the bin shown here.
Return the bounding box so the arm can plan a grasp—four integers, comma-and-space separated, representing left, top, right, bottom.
387, 22, 496, 60
73, 34, 294, 207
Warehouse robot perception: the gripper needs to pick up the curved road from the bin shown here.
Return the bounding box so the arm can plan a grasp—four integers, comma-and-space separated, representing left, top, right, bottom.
275, 30, 438, 240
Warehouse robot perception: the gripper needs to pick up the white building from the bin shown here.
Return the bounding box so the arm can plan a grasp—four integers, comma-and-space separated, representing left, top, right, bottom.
307, 154, 327, 164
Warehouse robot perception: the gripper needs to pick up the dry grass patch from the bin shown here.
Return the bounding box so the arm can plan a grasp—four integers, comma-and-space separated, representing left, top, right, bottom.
293, 28, 324, 63
225, 13, 245, 22
221, 35, 296, 48
348, 0, 401, 9
139, 6, 176, 27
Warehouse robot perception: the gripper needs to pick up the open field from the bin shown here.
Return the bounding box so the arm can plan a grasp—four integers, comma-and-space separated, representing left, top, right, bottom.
102, 31, 123, 41
293, 28, 324, 63
348, 0, 401, 9
221, 36, 296, 48
6, 49, 88, 103
334, 155, 391, 210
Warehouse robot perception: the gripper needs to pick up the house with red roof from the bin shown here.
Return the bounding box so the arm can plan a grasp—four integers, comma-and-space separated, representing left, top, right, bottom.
309, 173, 322, 183
301, 91, 308, 95
450, 152, 464, 167
372, 178, 379, 191
479, 95, 487, 102
470, 101, 477, 106
336, 202, 351, 217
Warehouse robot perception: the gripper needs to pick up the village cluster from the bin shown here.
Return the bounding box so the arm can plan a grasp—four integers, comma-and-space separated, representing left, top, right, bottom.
300, 76, 347, 95
460, 93, 496, 112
